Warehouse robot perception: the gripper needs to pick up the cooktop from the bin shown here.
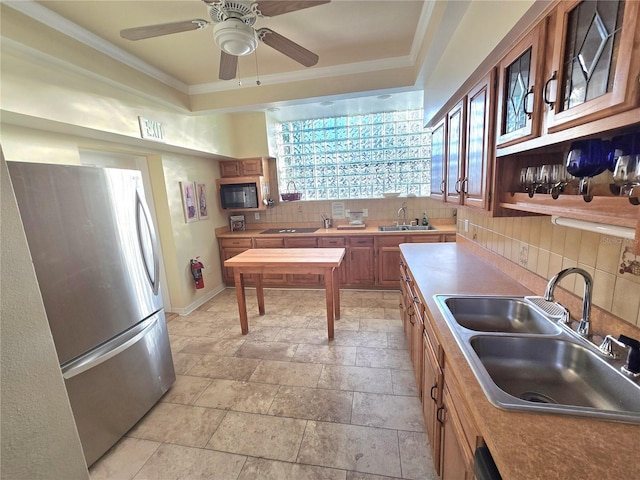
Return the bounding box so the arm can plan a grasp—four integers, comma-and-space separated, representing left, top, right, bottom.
260, 228, 319, 234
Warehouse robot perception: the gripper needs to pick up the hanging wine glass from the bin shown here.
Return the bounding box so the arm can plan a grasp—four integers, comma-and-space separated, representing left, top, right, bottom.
566, 139, 609, 197
613, 155, 640, 199
525, 166, 537, 197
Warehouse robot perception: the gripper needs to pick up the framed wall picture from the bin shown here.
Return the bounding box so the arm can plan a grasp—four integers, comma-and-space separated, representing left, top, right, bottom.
196, 182, 208, 220
180, 181, 198, 223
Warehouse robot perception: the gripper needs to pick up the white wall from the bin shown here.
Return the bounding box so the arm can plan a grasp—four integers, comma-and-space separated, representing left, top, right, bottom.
0, 151, 90, 480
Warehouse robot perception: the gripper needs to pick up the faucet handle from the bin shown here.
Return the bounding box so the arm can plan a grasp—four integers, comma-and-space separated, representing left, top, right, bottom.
598, 335, 625, 358
618, 335, 640, 377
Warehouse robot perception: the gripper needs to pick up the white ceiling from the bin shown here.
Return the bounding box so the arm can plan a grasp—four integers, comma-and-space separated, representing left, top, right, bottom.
11, 0, 434, 120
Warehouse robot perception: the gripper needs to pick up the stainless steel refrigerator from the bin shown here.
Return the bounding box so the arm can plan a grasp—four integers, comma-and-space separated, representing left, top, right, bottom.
8, 161, 175, 466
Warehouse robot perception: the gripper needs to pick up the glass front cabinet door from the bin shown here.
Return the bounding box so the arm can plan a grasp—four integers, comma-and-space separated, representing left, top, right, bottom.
430, 118, 447, 202
543, 0, 640, 132
445, 101, 466, 204
495, 24, 547, 147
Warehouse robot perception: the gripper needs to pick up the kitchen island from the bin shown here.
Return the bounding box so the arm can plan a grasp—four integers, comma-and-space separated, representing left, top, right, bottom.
401, 239, 639, 480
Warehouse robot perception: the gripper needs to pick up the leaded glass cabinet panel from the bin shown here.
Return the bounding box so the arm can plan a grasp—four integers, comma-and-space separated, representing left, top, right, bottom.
495, 24, 546, 147
544, 0, 639, 132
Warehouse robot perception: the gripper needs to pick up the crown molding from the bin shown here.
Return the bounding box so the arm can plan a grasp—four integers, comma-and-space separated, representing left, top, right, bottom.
4, 0, 430, 98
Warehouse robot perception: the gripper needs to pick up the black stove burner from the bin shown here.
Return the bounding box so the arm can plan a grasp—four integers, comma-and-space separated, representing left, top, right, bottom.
260, 228, 319, 234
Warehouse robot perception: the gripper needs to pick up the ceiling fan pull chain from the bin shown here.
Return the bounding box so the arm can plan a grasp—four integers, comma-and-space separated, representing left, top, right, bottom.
237, 60, 242, 87
255, 51, 261, 86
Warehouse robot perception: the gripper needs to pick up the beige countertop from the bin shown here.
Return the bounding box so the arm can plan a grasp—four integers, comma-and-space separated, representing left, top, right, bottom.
400, 240, 639, 480
216, 223, 457, 238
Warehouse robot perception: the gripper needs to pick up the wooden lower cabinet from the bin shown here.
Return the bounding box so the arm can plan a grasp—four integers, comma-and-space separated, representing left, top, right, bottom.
284, 237, 321, 285
440, 373, 479, 480
401, 250, 481, 480
253, 237, 287, 285
423, 330, 444, 475
219, 231, 455, 288
319, 237, 348, 284
346, 236, 375, 285
440, 385, 474, 480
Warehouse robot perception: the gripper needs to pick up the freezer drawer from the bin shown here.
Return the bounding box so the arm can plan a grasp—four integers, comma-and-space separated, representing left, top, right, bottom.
62, 312, 175, 466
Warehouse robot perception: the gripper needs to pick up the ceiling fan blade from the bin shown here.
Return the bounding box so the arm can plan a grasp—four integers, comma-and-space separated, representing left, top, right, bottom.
258, 28, 319, 67
256, 1, 330, 17
219, 51, 238, 80
120, 19, 209, 41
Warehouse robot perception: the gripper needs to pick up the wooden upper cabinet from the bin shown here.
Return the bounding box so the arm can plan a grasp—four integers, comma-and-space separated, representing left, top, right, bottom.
430, 118, 447, 201
495, 22, 547, 147
542, 0, 640, 133
445, 100, 466, 204
463, 71, 495, 210
220, 157, 270, 178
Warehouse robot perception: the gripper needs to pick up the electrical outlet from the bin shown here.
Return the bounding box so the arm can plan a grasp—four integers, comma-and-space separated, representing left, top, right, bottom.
254, 212, 260, 220
519, 245, 529, 267
362, 208, 368, 217
464, 219, 469, 233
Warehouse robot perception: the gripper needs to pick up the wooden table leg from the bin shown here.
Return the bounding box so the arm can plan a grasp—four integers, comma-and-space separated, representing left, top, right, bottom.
256, 274, 265, 315
324, 267, 335, 340
332, 266, 341, 320
233, 269, 249, 335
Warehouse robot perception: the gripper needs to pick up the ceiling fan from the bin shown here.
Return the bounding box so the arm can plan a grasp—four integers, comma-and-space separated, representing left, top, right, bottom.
120, 0, 329, 81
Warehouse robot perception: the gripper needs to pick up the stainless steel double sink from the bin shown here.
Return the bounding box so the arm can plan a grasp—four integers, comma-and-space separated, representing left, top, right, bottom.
435, 295, 640, 424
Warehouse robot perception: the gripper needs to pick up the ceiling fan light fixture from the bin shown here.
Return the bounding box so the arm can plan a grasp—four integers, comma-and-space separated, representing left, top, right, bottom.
213, 18, 257, 56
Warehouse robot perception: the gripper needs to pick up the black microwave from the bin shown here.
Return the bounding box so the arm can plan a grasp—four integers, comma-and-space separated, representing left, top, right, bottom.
217, 177, 269, 211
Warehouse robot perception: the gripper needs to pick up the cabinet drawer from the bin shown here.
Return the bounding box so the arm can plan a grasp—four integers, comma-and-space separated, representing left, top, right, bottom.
319, 237, 345, 247
375, 235, 406, 247
348, 236, 374, 246
284, 237, 318, 248
253, 237, 284, 248
220, 238, 252, 248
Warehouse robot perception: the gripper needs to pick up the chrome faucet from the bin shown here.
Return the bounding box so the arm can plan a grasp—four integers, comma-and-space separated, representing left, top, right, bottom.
544, 267, 593, 338
397, 202, 408, 225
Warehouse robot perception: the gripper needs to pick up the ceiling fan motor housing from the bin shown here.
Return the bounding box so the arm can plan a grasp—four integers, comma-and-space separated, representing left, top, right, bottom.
210, 1, 259, 56
213, 17, 258, 56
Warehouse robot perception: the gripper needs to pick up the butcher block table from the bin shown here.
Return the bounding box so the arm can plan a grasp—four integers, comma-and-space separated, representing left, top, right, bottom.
224, 248, 346, 339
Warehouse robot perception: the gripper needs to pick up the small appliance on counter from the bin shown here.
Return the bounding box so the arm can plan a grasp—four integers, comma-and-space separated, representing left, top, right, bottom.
230, 214, 246, 231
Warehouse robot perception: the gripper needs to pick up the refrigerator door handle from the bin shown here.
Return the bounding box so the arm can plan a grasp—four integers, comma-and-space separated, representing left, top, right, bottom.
61, 314, 159, 380
136, 188, 160, 295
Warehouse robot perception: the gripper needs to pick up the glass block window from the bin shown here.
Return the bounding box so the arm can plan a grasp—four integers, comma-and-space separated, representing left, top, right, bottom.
562, 0, 624, 110
273, 109, 431, 200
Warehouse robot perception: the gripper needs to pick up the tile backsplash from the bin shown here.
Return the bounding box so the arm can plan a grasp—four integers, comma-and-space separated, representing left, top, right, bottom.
243, 197, 457, 227
457, 209, 640, 328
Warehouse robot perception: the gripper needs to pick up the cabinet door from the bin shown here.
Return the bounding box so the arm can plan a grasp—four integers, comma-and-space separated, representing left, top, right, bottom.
445, 101, 466, 204
440, 386, 474, 480
348, 246, 375, 285
376, 235, 406, 288
495, 23, 546, 147
347, 237, 375, 286
220, 161, 240, 177
430, 118, 447, 201
284, 237, 320, 285
319, 237, 348, 284
221, 247, 253, 284
423, 332, 443, 476
544, 0, 640, 132
253, 237, 287, 285
463, 71, 494, 210
240, 158, 265, 176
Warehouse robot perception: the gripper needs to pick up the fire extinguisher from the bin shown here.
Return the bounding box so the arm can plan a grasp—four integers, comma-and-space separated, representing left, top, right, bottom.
190, 257, 204, 289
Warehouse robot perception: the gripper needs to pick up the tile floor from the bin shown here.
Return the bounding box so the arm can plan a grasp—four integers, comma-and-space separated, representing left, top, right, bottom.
89, 288, 438, 480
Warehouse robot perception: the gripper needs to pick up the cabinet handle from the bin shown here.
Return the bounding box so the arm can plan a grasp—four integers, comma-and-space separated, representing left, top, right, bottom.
543, 70, 557, 110
523, 86, 535, 119
461, 177, 469, 195
436, 405, 445, 426
430, 383, 438, 403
